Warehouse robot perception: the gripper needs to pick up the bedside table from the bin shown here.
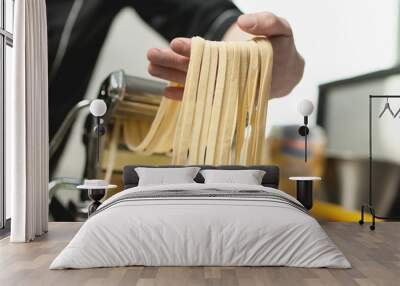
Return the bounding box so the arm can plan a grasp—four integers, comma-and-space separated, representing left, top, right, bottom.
289, 177, 321, 210
77, 180, 117, 216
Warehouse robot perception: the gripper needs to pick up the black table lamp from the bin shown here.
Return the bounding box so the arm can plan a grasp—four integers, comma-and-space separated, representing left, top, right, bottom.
89, 99, 107, 166
78, 100, 113, 216
297, 99, 314, 162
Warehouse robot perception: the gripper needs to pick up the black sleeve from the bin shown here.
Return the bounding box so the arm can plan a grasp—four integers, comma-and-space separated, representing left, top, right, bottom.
130, 0, 243, 41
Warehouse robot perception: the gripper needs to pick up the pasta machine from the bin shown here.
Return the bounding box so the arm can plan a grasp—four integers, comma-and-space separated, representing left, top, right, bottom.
49, 70, 166, 220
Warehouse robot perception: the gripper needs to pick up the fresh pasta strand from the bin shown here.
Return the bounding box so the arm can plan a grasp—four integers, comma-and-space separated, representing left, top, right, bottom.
204, 42, 228, 164
234, 42, 250, 164
198, 42, 219, 164
187, 41, 212, 164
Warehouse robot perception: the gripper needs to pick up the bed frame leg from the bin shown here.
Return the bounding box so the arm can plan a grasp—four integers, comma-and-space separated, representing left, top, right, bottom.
359, 205, 364, 225
370, 208, 376, 231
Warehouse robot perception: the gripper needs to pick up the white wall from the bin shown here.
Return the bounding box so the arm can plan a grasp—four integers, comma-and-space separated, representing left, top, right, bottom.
235, 0, 399, 127
55, 1, 399, 178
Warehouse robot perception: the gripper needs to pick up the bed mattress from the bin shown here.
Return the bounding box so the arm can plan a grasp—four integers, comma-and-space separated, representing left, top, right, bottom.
50, 183, 351, 269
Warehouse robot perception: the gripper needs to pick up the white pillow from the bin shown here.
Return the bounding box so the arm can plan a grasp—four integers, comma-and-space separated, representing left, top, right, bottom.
135, 167, 201, 186
200, 169, 266, 185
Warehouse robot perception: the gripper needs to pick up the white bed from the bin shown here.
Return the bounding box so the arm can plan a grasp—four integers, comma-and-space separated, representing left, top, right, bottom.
50, 183, 351, 269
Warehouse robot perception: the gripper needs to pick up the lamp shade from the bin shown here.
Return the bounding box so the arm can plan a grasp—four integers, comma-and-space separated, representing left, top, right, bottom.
298, 99, 314, 116
89, 99, 107, 117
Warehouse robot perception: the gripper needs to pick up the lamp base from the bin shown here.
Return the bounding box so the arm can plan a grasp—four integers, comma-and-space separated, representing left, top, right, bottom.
296, 180, 313, 210
87, 188, 106, 216
289, 177, 321, 210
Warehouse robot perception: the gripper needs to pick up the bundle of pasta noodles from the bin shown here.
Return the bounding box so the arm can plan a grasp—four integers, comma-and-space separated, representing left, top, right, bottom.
118, 36, 273, 166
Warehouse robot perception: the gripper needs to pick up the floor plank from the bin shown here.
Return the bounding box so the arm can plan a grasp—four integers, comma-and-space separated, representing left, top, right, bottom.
0, 222, 399, 286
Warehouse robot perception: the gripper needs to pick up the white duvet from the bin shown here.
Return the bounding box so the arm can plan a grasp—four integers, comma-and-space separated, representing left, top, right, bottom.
50, 183, 351, 269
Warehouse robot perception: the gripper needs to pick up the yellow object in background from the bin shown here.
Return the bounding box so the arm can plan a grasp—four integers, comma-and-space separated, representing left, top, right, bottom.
311, 200, 378, 222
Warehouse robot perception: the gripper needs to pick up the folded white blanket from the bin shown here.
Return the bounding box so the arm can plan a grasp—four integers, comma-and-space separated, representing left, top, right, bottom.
50, 183, 351, 269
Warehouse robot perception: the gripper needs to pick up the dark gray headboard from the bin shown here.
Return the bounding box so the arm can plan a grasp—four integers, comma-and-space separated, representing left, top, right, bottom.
123, 165, 279, 189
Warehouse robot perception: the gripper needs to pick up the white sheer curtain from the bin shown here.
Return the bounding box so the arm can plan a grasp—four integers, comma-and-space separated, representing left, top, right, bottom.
6, 0, 49, 242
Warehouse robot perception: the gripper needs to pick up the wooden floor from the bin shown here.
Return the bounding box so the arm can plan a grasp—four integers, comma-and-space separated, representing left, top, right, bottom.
0, 222, 399, 286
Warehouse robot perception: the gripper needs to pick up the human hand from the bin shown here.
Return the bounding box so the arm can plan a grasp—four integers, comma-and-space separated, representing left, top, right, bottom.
237, 12, 304, 98
147, 11, 304, 100
147, 38, 190, 100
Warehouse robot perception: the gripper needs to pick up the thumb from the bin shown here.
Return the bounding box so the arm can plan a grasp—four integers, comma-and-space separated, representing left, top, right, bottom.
237, 12, 292, 37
